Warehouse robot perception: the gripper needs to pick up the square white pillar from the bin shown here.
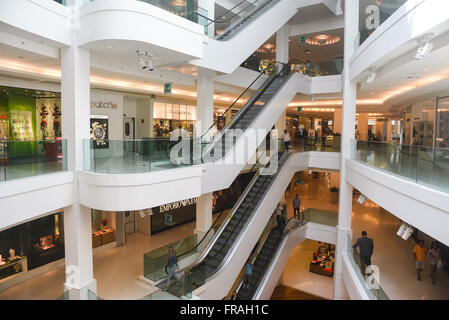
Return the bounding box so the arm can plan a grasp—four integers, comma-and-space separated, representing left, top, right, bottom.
196, 69, 214, 140
61, 22, 96, 298
196, 193, 213, 237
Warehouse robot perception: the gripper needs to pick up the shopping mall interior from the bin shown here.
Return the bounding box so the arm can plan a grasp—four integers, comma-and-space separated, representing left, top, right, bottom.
0, 0, 449, 301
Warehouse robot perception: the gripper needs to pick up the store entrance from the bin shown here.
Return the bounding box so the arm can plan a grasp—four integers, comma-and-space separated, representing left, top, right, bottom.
123, 117, 135, 140
124, 211, 136, 235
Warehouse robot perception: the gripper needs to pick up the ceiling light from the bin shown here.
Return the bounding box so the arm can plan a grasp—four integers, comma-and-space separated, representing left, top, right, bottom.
366, 66, 376, 84
357, 194, 366, 204
106, 45, 113, 49
305, 34, 341, 46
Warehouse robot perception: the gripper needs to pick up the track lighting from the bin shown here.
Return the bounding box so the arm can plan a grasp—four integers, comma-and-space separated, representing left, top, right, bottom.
396, 222, 407, 237
396, 221, 413, 240
137, 50, 155, 71
366, 67, 376, 84
415, 40, 433, 61
357, 194, 366, 204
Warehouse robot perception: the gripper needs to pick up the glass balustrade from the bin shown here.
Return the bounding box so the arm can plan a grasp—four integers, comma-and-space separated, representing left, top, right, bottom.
289, 136, 341, 153
351, 139, 449, 194
346, 234, 389, 300
301, 208, 338, 227
0, 139, 67, 182
355, 0, 408, 51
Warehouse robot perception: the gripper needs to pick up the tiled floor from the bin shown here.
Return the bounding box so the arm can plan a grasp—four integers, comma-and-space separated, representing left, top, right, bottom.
280, 171, 449, 300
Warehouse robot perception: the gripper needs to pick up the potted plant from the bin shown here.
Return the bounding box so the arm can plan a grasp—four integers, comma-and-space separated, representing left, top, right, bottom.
330, 187, 339, 204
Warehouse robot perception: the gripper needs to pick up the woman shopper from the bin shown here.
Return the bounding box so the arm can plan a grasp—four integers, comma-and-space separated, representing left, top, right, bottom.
428, 241, 442, 285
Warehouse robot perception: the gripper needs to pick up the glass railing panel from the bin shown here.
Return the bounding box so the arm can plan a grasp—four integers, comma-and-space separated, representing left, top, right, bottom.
417, 145, 449, 193
143, 233, 199, 282
357, 0, 408, 50
302, 208, 338, 227
346, 234, 389, 300
1, 139, 67, 182
351, 139, 449, 194
291, 136, 341, 152
83, 138, 197, 174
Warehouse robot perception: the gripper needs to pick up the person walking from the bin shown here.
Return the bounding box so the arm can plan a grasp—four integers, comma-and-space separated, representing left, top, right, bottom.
352, 231, 374, 274
243, 262, 253, 289
292, 194, 301, 219
413, 240, 427, 281
164, 247, 180, 291
428, 241, 441, 285
283, 130, 291, 151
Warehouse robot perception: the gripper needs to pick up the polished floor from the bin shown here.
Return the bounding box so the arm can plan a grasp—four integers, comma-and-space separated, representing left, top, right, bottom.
281, 171, 449, 300
270, 285, 327, 300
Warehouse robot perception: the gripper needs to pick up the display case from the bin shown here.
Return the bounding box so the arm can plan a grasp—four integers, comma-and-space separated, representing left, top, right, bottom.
309, 242, 335, 277
92, 228, 115, 248
0, 256, 28, 282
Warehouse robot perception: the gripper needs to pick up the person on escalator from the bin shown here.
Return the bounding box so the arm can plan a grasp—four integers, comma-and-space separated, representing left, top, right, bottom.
243, 262, 253, 289
164, 247, 180, 291
283, 130, 291, 151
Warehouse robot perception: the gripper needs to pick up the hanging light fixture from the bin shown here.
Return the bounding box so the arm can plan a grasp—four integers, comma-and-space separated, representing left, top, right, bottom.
305, 34, 341, 46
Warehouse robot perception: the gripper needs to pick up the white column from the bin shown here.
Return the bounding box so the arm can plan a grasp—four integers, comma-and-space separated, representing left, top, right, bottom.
196, 193, 213, 237
358, 113, 369, 141
333, 108, 342, 134
61, 1, 96, 299
333, 0, 358, 301
274, 24, 289, 134
199, 0, 215, 37
196, 69, 214, 140
386, 119, 392, 142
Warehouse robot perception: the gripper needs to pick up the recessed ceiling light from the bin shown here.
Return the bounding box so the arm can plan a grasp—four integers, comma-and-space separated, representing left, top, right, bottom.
106, 45, 113, 49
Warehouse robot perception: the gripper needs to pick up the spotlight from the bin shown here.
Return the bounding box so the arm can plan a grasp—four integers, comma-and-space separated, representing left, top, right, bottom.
396, 222, 407, 237
139, 210, 146, 218
147, 57, 154, 71
415, 40, 433, 61
138, 57, 147, 69
402, 225, 414, 240
366, 67, 376, 84
357, 194, 366, 204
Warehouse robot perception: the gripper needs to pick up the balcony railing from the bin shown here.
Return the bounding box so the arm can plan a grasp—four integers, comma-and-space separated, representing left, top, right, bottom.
346, 234, 389, 300
351, 139, 449, 194
0, 139, 67, 182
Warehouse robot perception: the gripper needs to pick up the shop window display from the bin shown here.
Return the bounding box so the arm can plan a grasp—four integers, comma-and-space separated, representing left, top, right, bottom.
153, 102, 196, 137
0, 212, 64, 276
91, 210, 116, 248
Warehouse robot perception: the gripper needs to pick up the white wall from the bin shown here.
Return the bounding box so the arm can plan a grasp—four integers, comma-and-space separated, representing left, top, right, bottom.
90, 89, 124, 140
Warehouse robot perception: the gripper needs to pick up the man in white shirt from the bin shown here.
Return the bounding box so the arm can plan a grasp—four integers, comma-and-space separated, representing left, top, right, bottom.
283, 129, 291, 151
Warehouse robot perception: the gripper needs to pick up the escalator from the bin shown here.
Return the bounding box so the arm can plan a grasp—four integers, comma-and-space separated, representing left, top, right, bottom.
158, 149, 290, 296
215, 0, 281, 41
189, 150, 289, 286
236, 224, 283, 300
201, 60, 294, 161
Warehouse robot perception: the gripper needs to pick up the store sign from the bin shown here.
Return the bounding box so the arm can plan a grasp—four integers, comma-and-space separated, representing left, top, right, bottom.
90, 101, 118, 109
159, 198, 197, 213
164, 213, 173, 226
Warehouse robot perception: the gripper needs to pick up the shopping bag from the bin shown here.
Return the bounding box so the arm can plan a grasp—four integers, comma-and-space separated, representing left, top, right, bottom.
174, 270, 184, 281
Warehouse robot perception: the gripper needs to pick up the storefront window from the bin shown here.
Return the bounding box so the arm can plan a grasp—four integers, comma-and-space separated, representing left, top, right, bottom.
436, 96, 449, 148
153, 101, 196, 137
0, 212, 64, 275
412, 101, 435, 147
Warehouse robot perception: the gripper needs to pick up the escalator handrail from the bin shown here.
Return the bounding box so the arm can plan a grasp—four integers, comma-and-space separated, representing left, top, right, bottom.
200, 58, 302, 163
176, 146, 268, 261
245, 216, 304, 299
185, 150, 282, 275
214, 0, 277, 41
191, 0, 262, 29
193, 151, 290, 284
